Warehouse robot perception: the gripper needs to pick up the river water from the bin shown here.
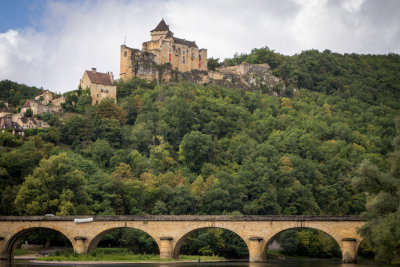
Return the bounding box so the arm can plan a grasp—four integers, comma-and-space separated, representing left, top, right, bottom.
0, 259, 397, 267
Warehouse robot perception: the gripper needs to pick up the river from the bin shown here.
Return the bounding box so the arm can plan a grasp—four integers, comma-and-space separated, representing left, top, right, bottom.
0, 259, 397, 267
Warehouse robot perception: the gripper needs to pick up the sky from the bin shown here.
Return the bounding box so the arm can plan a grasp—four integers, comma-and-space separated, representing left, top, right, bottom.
0, 0, 399, 93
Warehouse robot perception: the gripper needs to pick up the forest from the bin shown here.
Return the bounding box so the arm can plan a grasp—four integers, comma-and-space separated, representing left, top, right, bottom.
0, 48, 399, 262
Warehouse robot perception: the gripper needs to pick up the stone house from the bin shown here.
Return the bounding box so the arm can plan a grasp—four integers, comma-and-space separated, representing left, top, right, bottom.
51, 96, 65, 107
0, 107, 13, 117
16, 116, 49, 129
80, 68, 117, 105
120, 19, 207, 81
0, 117, 24, 135
35, 90, 54, 105
21, 100, 61, 115
35, 90, 65, 107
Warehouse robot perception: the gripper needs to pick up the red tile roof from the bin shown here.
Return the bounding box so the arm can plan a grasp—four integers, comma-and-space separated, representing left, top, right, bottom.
22, 100, 30, 108
85, 71, 114, 86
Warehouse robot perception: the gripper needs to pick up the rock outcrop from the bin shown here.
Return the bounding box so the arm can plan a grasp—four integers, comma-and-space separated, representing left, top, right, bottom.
132, 55, 284, 93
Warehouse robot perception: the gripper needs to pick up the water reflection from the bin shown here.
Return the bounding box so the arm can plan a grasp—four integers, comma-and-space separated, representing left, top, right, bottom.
0, 259, 393, 267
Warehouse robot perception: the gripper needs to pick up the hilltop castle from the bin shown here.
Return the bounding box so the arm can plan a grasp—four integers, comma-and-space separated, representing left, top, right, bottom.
120, 19, 207, 81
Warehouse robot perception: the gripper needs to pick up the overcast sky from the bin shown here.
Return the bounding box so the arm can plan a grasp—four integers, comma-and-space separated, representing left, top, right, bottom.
0, 0, 399, 93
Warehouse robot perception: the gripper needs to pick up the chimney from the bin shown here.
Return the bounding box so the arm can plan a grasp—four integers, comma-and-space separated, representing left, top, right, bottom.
92, 68, 96, 73
109, 72, 114, 81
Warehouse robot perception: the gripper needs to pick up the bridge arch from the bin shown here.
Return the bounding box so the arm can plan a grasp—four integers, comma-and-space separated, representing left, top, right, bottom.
4, 226, 74, 259
172, 226, 249, 259
88, 227, 160, 254
264, 226, 342, 258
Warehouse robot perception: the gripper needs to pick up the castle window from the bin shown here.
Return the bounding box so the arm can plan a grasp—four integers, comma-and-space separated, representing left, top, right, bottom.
124, 51, 127, 57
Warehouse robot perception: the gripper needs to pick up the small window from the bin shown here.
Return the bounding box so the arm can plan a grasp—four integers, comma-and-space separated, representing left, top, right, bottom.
124, 51, 127, 57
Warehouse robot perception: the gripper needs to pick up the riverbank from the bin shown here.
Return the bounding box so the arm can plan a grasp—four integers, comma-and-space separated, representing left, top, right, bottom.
31, 259, 232, 265
33, 248, 225, 263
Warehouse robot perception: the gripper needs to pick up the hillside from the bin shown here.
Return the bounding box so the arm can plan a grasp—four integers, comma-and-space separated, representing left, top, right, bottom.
0, 80, 42, 107
1, 48, 399, 260
1, 47, 399, 216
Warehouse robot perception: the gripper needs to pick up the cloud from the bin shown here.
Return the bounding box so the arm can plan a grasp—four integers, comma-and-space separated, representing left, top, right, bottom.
0, 0, 399, 93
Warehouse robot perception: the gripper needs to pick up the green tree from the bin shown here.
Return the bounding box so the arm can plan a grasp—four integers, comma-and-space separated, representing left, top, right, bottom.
179, 131, 213, 172
61, 114, 95, 148
96, 118, 122, 148
207, 57, 223, 71
95, 98, 127, 124
15, 153, 89, 215
353, 119, 400, 263
89, 139, 114, 167
23, 108, 33, 117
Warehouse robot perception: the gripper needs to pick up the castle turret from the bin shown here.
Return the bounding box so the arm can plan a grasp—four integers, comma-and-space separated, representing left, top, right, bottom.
150, 19, 173, 41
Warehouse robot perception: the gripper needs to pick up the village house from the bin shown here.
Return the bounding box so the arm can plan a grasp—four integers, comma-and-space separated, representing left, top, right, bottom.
120, 19, 207, 81
16, 116, 49, 129
0, 117, 24, 136
80, 68, 117, 105
35, 89, 65, 107
21, 100, 61, 115
0, 107, 13, 117
51, 96, 65, 107
35, 90, 53, 105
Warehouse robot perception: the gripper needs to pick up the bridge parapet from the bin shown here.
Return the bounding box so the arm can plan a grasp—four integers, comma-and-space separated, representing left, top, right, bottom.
0, 215, 365, 221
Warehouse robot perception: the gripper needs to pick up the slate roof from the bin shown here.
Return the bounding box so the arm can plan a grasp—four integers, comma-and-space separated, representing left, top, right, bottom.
0, 107, 12, 113
85, 71, 114, 86
165, 31, 173, 38
0, 117, 23, 132
173, 37, 198, 48
21, 117, 37, 124
151, 19, 170, 32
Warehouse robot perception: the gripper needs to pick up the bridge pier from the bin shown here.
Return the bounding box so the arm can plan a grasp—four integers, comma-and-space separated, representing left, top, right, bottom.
0, 236, 7, 260
159, 237, 175, 259
74, 237, 88, 255
248, 237, 266, 262
341, 238, 357, 263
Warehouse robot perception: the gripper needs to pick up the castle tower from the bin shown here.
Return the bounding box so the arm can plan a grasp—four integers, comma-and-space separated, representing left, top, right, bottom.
120, 45, 133, 80
120, 19, 207, 81
150, 19, 173, 41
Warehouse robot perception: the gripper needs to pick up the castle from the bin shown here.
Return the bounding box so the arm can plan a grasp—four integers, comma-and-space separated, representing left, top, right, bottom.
120, 19, 207, 81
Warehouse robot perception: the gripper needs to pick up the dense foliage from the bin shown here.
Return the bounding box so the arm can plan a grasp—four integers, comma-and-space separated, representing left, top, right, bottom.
1, 48, 399, 259
353, 119, 400, 264
0, 80, 42, 107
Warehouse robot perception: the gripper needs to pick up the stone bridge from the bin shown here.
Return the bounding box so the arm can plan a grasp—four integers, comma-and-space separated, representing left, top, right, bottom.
0, 215, 366, 263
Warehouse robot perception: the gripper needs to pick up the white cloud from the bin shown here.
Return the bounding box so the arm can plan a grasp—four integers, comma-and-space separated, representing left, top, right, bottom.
0, 0, 399, 93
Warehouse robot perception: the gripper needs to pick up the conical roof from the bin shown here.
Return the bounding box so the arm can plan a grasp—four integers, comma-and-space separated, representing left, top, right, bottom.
151, 19, 169, 32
